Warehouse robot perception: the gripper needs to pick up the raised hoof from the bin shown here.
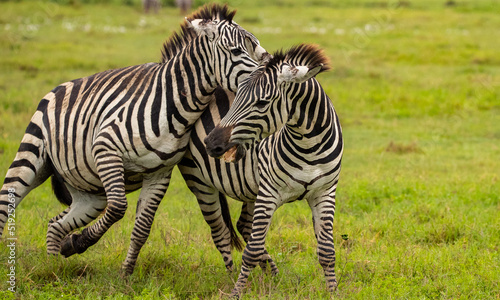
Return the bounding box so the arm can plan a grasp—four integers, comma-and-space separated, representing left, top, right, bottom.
60, 234, 79, 258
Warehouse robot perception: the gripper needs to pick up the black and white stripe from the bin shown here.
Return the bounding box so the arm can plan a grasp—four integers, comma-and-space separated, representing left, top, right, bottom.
203, 44, 343, 296
178, 87, 264, 272
0, 4, 267, 276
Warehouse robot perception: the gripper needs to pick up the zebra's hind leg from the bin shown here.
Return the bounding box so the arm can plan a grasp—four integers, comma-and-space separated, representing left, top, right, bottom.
307, 192, 338, 292
236, 202, 253, 243
121, 172, 171, 276
46, 207, 70, 254
237, 201, 277, 274
60, 149, 127, 257
188, 187, 238, 271
179, 157, 242, 272
47, 187, 107, 255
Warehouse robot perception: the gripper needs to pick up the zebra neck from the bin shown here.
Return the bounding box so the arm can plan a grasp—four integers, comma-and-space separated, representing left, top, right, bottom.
160, 36, 218, 113
284, 80, 336, 143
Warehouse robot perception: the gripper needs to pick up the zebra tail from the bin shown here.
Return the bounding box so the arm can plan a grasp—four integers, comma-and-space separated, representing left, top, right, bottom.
219, 193, 244, 251
0, 108, 52, 237
50, 169, 72, 206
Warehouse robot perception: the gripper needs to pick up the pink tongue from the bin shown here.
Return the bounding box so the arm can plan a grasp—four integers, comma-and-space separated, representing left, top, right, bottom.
223, 145, 238, 162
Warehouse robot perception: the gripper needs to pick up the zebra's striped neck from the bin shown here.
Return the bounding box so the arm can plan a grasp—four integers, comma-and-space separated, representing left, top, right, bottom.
284, 79, 336, 138
160, 34, 218, 108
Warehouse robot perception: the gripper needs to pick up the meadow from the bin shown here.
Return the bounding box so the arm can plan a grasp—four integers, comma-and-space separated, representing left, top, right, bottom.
0, 0, 499, 299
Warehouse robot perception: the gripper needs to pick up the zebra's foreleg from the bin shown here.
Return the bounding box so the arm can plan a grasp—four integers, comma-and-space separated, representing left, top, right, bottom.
231, 198, 279, 297
121, 174, 171, 276
47, 190, 107, 254
236, 201, 277, 273
60, 151, 127, 257
308, 193, 338, 292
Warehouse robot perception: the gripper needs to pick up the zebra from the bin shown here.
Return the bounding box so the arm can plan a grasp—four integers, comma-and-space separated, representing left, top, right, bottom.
203, 44, 344, 296
178, 87, 279, 273
0, 4, 268, 276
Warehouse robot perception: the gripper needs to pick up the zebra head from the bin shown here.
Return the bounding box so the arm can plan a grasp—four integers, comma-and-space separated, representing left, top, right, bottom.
205, 44, 330, 162
185, 4, 269, 92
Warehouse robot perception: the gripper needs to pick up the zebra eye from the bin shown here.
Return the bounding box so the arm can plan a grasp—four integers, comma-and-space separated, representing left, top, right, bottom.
231, 48, 243, 56
255, 100, 268, 109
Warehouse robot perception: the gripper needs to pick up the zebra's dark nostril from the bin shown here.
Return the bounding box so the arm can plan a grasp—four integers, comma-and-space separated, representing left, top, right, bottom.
213, 147, 224, 155
205, 125, 235, 158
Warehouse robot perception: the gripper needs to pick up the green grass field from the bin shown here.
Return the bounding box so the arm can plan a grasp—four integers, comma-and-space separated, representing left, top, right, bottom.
1, 0, 499, 299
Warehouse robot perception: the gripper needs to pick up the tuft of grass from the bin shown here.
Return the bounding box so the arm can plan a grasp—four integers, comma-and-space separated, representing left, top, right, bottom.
385, 141, 423, 154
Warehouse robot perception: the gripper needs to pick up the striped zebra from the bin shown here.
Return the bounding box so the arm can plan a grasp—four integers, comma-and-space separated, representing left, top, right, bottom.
203, 44, 344, 296
179, 88, 279, 272
0, 4, 267, 276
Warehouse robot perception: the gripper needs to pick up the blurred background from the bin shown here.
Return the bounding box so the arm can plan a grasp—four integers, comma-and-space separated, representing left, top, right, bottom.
0, 0, 499, 299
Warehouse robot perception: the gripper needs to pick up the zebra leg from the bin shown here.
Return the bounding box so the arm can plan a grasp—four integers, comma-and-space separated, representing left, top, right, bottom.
231, 198, 280, 297
308, 193, 337, 292
121, 173, 171, 276
236, 201, 277, 273
60, 150, 127, 257
183, 183, 239, 271
46, 207, 70, 254
236, 202, 253, 243
179, 156, 243, 271
48, 207, 70, 225
199, 191, 239, 271
47, 188, 107, 254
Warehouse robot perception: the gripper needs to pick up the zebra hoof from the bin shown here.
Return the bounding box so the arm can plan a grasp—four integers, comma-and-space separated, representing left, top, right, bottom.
259, 258, 279, 276
328, 280, 338, 292
60, 234, 80, 257
229, 290, 241, 299
120, 265, 134, 278
225, 260, 234, 273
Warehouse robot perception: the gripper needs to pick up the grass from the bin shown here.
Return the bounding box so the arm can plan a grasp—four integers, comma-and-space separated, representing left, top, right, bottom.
0, 0, 499, 299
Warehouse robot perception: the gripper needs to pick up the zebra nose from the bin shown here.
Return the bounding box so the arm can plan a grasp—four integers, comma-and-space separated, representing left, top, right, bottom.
204, 138, 227, 158
211, 146, 226, 157
204, 125, 233, 158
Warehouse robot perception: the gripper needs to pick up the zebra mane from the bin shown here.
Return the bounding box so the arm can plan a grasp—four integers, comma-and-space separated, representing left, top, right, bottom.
186, 3, 236, 23
160, 4, 237, 63
267, 44, 331, 73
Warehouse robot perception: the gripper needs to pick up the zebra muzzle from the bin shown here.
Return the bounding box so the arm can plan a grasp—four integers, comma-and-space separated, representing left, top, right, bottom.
204, 125, 235, 158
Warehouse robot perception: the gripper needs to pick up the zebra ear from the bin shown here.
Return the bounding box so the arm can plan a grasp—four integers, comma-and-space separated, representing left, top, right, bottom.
186, 18, 218, 41
244, 37, 270, 64
278, 64, 323, 84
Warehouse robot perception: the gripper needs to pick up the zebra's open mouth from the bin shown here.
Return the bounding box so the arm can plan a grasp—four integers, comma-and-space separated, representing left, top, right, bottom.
223, 144, 246, 162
